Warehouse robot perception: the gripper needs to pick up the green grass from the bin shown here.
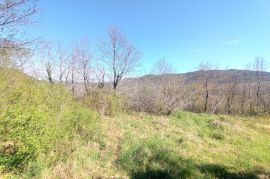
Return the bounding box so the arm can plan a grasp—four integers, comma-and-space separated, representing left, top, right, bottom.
38, 112, 270, 178
0, 69, 269, 178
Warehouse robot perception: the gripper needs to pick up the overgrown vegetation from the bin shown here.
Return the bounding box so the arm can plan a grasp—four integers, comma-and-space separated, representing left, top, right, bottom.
124, 66, 270, 116
36, 111, 269, 178
80, 89, 126, 116
0, 68, 100, 177
0, 69, 269, 178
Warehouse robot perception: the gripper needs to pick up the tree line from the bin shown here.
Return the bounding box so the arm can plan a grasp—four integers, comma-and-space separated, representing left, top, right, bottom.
126, 58, 270, 116
28, 27, 141, 95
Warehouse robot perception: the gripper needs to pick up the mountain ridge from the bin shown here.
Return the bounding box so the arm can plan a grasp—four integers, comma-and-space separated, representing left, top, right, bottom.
121, 69, 270, 86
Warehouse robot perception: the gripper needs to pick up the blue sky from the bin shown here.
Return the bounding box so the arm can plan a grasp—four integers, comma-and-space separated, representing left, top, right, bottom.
29, 0, 270, 73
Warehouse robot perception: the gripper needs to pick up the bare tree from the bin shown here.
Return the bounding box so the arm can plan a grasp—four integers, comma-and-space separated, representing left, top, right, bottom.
243, 64, 255, 114
253, 57, 266, 112
69, 50, 78, 95
95, 62, 106, 88
39, 42, 55, 84
151, 58, 179, 114
0, 0, 38, 72
240, 76, 248, 114
197, 62, 215, 113
160, 82, 181, 115
224, 76, 239, 114
45, 61, 53, 84
99, 27, 140, 90
64, 67, 70, 85
73, 38, 92, 95
151, 58, 175, 75
56, 43, 69, 84
0, 0, 38, 49
0, 43, 30, 68
211, 87, 223, 114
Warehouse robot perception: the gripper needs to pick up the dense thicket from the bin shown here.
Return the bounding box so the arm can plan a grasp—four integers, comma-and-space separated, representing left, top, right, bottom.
0, 68, 99, 176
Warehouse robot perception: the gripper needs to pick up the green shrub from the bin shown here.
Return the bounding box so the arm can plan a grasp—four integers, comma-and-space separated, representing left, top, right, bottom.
0, 69, 99, 175
81, 89, 125, 116
105, 94, 125, 116
211, 132, 225, 140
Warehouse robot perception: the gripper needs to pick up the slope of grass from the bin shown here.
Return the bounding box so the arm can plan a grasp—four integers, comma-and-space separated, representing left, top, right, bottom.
0, 68, 100, 177
41, 111, 270, 178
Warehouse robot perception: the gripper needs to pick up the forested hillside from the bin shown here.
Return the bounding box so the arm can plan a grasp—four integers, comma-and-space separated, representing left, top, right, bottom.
121, 69, 270, 115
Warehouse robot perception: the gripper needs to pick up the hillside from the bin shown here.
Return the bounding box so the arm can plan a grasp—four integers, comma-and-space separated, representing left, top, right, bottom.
0, 69, 270, 178
119, 69, 270, 115
0, 68, 100, 177
121, 69, 270, 88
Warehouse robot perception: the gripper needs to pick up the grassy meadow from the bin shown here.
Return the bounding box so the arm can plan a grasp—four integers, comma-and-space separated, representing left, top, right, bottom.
40, 113, 270, 179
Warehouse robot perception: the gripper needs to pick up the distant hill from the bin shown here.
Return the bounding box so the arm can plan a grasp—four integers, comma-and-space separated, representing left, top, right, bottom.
118, 69, 270, 115
120, 69, 270, 89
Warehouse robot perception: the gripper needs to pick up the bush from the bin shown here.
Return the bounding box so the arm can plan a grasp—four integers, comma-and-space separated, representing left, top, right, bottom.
81, 89, 125, 116
125, 84, 182, 115
0, 69, 99, 175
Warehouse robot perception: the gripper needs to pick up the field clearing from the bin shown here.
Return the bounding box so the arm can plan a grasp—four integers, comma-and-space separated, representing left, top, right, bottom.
41, 112, 270, 178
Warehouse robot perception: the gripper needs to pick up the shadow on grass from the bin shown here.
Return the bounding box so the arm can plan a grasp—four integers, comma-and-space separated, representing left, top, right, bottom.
199, 164, 269, 179
130, 163, 269, 179
131, 169, 182, 179
117, 138, 269, 179
117, 139, 196, 179
129, 159, 194, 179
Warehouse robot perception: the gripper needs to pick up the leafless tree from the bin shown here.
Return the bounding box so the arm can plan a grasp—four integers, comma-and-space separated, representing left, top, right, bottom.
211, 87, 223, 114
197, 62, 215, 113
38, 41, 55, 84
240, 76, 248, 114
64, 68, 70, 85
243, 64, 255, 114
75, 38, 92, 95
69, 50, 78, 95
0, 0, 38, 73
95, 62, 106, 88
160, 82, 181, 115
151, 58, 175, 75
0, 0, 38, 49
45, 61, 53, 84
253, 57, 267, 111
98, 27, 140, 90
150, 58, 180, 114
224, 76, 239, 114
56, 43, 69, 84
0, 43, 30, 68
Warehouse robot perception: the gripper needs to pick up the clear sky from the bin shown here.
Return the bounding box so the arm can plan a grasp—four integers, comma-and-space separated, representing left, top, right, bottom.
29, 0, 270, 73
